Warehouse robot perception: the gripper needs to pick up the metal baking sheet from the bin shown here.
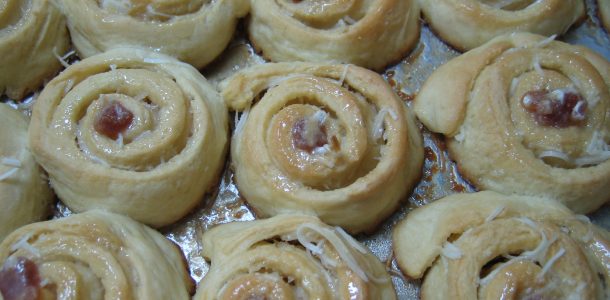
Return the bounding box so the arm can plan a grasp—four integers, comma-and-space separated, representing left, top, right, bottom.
3, 0, 608, 298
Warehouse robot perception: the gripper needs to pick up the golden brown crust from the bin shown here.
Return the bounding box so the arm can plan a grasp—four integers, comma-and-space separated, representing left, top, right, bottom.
58, 0, 249, 69
0, 0, 69, 99
247, 0, 420, 71
195, 214, 396, 300
0, 104, 53, 241
420, 0, 585, 51
28, 48, 228, 227
0, 210, 194, 299
414, 32, 610, 213
222, 62, 423, 233
393, 191, 610, 299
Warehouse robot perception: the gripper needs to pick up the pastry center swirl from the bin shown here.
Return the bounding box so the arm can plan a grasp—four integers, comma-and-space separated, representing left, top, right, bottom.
0, 257, 43, 300
276, 0, 359, 28
94, 100, 134, 140
292, 116, 329, 153
521, 88, 587, 128
98, 0, 207, 21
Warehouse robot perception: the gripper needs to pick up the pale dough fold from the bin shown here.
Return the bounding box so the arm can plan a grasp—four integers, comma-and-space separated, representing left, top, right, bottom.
29, 48, 228, 227
195, 214, 395, 300
58, 0, 249, 69
0, 104, 52, 242
414, 32, 610, 214
222, 62, 423, 233
0, 0, 69, 99
0, 210, 194, 299
419, 0, 584, 51
393, 191, 610, 300
600, 0, 610, 32
248, 0, 420, 71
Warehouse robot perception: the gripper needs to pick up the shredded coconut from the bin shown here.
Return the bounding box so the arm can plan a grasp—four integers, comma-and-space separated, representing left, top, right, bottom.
335, 226, 368, 254
10, 233, 40, 257
537, 248, 566, 280
372, 108, 397, 141
234, 106, 251, 137
532, 55, 544, 76
533, 34, 557, 49
64, 79, 74, 95
53, 48, 71, 68
339, 64, 350, 86
295, 223, 388, 284
1, 157, 21, 168
117, 133, 124, 148
146, 4, 174, 19
0, 168, 18, 181
538, 150, 571, 162
485, 206, 505, 223
441, 242, 462, 260
454, 126, 466, 143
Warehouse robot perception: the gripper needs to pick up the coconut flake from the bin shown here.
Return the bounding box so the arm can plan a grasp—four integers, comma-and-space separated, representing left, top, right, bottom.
454, 126, 466, 143
296, 223, 388, 284
1, 157, 21, 168
372, 108, 396, 140
533, 34, 557, 49
532, 55, 544, 76
117, 133, 124, 148
64, 79, 74, 96
0, 168, 18, 181
538, 150, 571, 162
146, 4, 174, 19
441, 242, 462, 260
485, 206, 505, 223
335, 226, 368, 254
10, 233, 40, 257
339, 64, 350, 86
234, 106, 250, 137
53, 48, 71, 68
537, 248, 566, 280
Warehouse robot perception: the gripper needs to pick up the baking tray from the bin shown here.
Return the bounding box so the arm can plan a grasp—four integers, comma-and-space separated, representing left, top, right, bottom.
4, 1, 610, 298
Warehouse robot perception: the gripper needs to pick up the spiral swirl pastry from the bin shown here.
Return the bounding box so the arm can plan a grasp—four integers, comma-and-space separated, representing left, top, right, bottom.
414, 32, 610, 214
0, 104, 52, 242
600, 0, 610, 32
248, 0, 420, 71
393, 191, 610, 300
57, 0, 249, 69
222, 62, 423, 233
0, 0, 69, 99
0, 210, 194, 299
195, 214, 395, 300
419, 0, 584, 51
28, 48, 228, 227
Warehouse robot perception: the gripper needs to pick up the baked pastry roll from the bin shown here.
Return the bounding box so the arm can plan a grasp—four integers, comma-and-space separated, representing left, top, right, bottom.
248, 0, 420, 71
0, 210, 193, 299
29, 48, 228, 227
600, 0, 610, 32
414, 32, 610, 214
393, 191, 610, 299
57, 0, 249, 69
195, 214, 395, 300
419, 0, 584, 51
0, 104, 52, 242
0, 0, 69, 99
222, 62, 424, 233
